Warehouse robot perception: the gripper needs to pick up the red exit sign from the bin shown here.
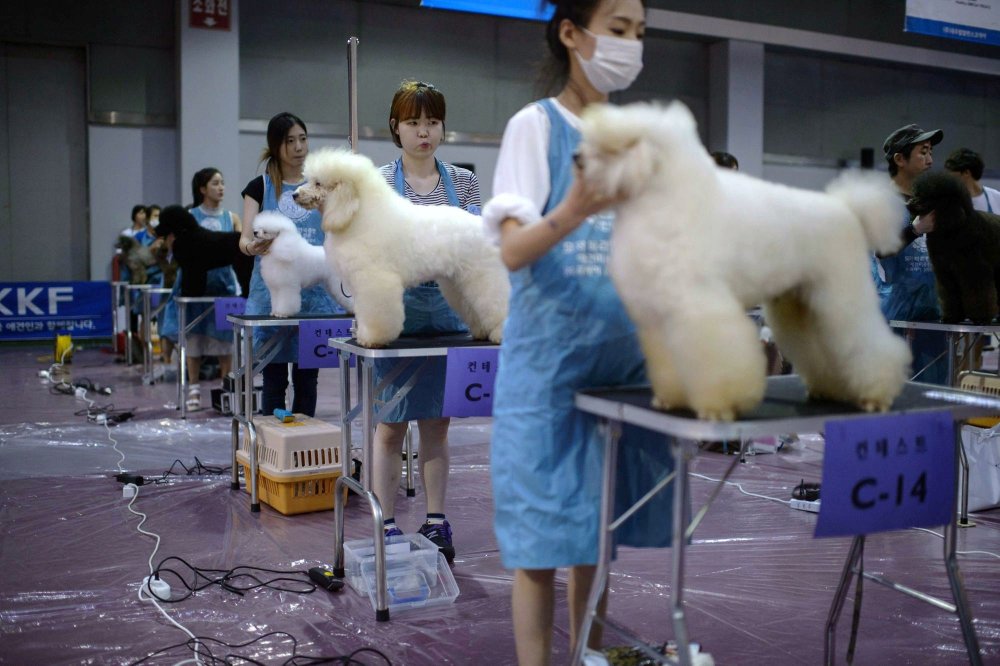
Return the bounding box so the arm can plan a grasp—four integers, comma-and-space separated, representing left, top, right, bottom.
190, 0, 231, 31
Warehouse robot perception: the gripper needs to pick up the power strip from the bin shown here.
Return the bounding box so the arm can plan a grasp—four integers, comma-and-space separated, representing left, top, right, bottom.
790, 498, 821, 513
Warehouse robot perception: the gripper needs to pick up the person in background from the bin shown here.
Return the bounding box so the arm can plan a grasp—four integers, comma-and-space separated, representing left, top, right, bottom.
122, 204, 149, 239
874, 123, 947, 385
159, 168, 243, 410
147, 204, 161, 229
944, 147, 1000, 214
711, 150, 739, 170
371, 80, 481, 564
483, 1, 676, 664
240, 112, 342, 417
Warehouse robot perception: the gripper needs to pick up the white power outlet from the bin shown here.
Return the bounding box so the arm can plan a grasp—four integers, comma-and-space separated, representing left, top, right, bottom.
790, 498, 821, 513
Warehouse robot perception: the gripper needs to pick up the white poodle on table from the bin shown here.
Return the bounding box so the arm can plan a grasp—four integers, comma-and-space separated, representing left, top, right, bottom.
496, 100, 911, 421
292, 148, 508, 348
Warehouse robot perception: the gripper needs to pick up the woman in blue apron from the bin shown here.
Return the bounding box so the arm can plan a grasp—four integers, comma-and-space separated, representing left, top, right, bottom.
371, 80, 482, 564
483, 2, 675, 663
159, 168, 242, 410
239, 112, 341, 417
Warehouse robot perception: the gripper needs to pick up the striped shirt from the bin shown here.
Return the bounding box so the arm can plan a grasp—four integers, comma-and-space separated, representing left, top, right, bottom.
378, 161, 481, 209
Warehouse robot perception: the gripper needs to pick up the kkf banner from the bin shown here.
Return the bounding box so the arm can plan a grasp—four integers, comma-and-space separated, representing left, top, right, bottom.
0, 282, 113, 340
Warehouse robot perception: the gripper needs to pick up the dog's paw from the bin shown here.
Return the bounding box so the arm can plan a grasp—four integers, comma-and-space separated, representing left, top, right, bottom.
858, 397, 892, 413
269, 310, 292, 318
695, 406, 738, 422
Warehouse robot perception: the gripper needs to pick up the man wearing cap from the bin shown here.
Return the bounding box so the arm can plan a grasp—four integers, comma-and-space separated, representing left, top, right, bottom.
872, 123, 947, 384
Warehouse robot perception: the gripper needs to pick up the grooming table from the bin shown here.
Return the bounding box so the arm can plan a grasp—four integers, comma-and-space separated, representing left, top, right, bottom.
225, 313, 342, 512
327, 333, 499, 621
140, 287, 172, 386
891, 320, 1000, 526
571, 375, 997, 666
120, 284, 149, 366
890, 320, 1000, 385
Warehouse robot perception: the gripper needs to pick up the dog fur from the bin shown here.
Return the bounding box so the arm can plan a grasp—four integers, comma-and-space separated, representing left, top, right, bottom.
292, 148, 509, 347
116, 235, 176, 287
574, 100, 911, 420
154, 205, 254, 297
908, 171, 1000, 324
252, 210, 354, 316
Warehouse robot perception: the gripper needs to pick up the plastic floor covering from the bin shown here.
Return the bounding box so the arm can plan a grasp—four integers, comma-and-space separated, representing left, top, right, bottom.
1, 343, 999, 665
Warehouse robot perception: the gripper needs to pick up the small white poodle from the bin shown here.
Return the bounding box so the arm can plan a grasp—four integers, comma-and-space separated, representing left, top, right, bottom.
564, 100, 910, 420
252, 211, 354, 317
291, 148, 509, 347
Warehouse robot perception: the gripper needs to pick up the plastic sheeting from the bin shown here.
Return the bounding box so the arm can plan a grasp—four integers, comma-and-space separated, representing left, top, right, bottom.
2, 346, 1000, 664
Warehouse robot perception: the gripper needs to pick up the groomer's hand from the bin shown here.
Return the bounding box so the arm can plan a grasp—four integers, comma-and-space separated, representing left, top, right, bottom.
244, 237, 273, 256
912, 211, 936, 235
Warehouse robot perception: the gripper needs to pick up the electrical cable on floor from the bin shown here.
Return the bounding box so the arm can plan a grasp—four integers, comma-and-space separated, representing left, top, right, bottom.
147, 556, 322, 602
910, 526, 1000, 559
130, 631, 392, 665
152, 458, 231, 484
689, 471, 791, 505
127, 483, 204, 665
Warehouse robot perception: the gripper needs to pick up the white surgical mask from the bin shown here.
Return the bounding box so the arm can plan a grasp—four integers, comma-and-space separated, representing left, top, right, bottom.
574, 28, 643, 94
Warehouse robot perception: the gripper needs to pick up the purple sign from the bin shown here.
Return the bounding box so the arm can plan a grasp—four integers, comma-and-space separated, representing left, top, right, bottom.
298, 318, 354, 369
214, 297, 247, 331
443, 347, 499, 417
815, 411, 955, 538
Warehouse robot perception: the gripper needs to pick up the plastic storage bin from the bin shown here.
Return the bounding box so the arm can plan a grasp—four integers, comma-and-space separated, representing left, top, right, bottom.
237, 414, 344, 515
343, 533, 459, 613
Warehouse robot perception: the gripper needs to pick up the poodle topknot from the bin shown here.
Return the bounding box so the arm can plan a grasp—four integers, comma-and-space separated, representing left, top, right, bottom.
293, 148, 508, 347
574, 100, 911, 420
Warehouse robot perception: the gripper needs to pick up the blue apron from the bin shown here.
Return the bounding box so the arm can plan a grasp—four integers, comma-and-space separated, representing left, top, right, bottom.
373, 159, 470, 423
159, 208, 239, 341
875, 206, 947, 385
244, 174, 341, 363
490, 99, 675, 570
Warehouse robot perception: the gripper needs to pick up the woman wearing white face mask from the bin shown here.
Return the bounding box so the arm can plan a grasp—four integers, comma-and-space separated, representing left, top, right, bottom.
484, 1, 676, 664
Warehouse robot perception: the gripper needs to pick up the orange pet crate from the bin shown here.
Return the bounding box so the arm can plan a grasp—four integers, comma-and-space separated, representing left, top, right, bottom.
238, 414, 346, 515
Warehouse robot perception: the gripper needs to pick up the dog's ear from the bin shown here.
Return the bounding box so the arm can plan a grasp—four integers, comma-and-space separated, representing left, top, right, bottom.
321, 181, 360, 232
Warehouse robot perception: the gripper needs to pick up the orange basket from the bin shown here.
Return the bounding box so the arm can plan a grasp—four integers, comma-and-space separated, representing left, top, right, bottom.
958, 372, 1000, 428
238, 414, 346, 515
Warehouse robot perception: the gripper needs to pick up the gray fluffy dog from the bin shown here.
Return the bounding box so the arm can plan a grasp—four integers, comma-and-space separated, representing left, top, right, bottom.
908, 171, 1000, 324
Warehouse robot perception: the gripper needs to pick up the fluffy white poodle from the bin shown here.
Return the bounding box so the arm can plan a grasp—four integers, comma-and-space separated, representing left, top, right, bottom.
252, 211, 354, 317
566, 100, 911, 420
291, 148, 508, 347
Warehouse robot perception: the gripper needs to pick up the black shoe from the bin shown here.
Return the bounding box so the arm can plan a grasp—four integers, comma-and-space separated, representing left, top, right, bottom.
417, 520, 455, 563
792, 479, 821, 501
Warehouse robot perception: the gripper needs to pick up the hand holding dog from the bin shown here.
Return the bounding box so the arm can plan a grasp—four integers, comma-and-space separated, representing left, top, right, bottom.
243, 237, 273, 256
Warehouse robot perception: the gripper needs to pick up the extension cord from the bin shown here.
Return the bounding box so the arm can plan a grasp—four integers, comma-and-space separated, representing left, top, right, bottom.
74, 386, 87, 399
790, 498, 821, 513
142, 575, 171, 600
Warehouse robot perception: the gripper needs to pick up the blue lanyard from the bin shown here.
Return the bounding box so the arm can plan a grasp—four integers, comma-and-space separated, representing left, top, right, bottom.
393, 157, 459, 207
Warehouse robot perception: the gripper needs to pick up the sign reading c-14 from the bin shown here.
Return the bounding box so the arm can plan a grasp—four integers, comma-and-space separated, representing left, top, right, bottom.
906, 0, 1000, 46
0, 282, 112, 341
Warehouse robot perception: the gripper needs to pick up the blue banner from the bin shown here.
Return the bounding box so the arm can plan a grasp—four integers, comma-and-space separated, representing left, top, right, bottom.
905, 0, 1000, 46
0, 281, 112, 340
420, 0, 553, 21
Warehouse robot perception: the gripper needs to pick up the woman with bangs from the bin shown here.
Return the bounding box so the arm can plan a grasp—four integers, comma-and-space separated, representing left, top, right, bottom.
370, 80, 482, 564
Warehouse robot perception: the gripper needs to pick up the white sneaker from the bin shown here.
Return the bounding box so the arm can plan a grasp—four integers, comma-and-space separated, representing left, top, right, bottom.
186, 385, 201, 411
582, 648, 610, 666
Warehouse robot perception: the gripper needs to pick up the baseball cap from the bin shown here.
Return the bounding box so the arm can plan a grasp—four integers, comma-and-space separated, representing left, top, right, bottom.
882, 124, 943, 158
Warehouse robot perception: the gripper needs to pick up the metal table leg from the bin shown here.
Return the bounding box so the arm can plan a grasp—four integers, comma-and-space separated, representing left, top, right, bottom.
402, 423, 416, 496
178, 300, 189, 418
243, 323, 260, 513
230, 323, 242, 491
670, 438, 693, 666
571, 420, 621, 665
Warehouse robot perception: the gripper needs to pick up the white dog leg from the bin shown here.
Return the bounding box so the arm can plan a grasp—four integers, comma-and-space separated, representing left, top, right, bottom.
270, 286, 302, 318
352, 273, 405, 347
636, 325, 686, 411
667, 301, 767, 421
442, 267, 508, 343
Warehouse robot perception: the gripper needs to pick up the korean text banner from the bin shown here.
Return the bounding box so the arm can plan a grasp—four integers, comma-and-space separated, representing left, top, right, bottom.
905, 0, 1000, 46
0, 282, 113, 340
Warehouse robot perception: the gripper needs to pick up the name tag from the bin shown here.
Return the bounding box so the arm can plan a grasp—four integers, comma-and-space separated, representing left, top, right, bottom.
297, 318, 354, 369
815, 412, 954, 538
214, 297, 247, 331
442, 347, 499, 417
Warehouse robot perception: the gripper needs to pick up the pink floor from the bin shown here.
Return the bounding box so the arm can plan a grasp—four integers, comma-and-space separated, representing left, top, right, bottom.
1, 343, 999, 665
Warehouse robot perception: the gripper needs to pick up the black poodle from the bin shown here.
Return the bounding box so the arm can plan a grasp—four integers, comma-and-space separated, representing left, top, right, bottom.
154, 205, 254, 297
908, 171, 1000, 324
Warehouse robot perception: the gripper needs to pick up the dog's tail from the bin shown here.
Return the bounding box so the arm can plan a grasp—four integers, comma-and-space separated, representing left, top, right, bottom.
826, 171, 904, 255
